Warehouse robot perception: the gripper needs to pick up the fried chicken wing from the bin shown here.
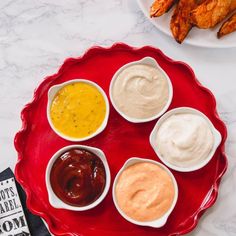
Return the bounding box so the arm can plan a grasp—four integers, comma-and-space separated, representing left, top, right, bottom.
190, 0, 232, 29
229, 0, 236, 11
170, 0, 198, 43
198, 0, 207, 4
150, 0, 175, 17
218, 13, 236, 38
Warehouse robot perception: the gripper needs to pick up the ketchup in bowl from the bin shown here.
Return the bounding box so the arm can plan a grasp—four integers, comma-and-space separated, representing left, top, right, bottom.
50, 148, 106, 207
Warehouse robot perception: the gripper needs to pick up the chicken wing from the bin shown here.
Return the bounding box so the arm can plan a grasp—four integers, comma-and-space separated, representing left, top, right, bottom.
218, 13, 236, 38
229, 0, 236, 11
150, 0, 176, 17
197, 0, 207, 4
190, 0, 232, 29
170, 0, 198, 43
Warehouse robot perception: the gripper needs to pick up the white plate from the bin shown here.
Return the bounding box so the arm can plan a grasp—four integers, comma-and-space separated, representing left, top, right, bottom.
137, 0, 236, 48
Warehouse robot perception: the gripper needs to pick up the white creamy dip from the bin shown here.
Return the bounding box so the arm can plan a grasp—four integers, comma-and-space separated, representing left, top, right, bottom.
156, 113, 214, 168
112, 64, 169, 119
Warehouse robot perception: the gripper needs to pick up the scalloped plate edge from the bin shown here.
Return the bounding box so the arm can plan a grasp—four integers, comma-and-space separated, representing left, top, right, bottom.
14, 42, 228, 236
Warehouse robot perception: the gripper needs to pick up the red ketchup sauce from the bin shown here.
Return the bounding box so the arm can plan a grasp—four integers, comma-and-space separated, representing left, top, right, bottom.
50, 148, 106, 207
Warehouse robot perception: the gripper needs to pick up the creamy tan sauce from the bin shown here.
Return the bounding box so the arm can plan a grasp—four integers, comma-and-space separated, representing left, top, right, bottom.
115, 162, 175, 222
112, 64, 169, 119
156, 113, 214, 168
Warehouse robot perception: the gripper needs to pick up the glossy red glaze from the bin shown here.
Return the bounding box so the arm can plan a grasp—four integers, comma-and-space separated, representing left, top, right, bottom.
14, 43, 227, 236
50, 148, 106, 207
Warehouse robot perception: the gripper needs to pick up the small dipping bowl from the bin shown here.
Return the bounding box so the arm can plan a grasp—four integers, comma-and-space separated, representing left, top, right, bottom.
150, 107, 222, 172
47, 79, 110, 142
109, 57, 173, 123
112, 157, 178, 228
45, 145, 111, 211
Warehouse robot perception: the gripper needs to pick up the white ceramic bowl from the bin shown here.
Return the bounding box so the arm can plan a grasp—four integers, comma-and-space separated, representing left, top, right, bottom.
109, 57, 173, 123
150, 107, 222, 172
45, 145, 111, 211
47, 79, 110, 142
112, 157, 178, 228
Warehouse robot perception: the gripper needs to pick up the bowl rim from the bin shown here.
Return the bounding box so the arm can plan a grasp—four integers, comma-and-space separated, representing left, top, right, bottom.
47, 79, 110, 142
109, 56, 173, 123
45, 144, 111, 211
112, 157, 178, 228
150, 107, 222, 172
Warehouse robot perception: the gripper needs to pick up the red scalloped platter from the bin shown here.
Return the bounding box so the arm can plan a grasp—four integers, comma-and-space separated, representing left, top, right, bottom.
14, 43, 227, 236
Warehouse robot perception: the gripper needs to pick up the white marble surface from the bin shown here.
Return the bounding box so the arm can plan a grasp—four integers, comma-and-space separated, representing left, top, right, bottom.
0, 0, 236, 235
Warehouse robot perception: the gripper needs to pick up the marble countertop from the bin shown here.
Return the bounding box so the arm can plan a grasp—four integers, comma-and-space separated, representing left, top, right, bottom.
0, 0, 236, 235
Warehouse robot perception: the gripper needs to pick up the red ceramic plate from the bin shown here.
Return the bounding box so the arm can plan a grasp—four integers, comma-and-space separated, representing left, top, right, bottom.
14, 43, 227, 236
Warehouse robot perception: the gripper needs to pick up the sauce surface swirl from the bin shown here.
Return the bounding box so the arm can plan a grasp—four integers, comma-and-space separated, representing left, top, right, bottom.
156, 113, 214, 168
111, 64, 169, 119
115, 162, 175, 222
50, 148, 106, 207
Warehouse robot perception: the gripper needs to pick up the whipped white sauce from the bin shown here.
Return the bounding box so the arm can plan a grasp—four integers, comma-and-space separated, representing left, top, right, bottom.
156, 113, 214, 168
112, 64, 169, 119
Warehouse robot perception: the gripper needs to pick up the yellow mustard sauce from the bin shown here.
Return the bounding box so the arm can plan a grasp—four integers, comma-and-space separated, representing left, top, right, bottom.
50, 82, 106, 139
